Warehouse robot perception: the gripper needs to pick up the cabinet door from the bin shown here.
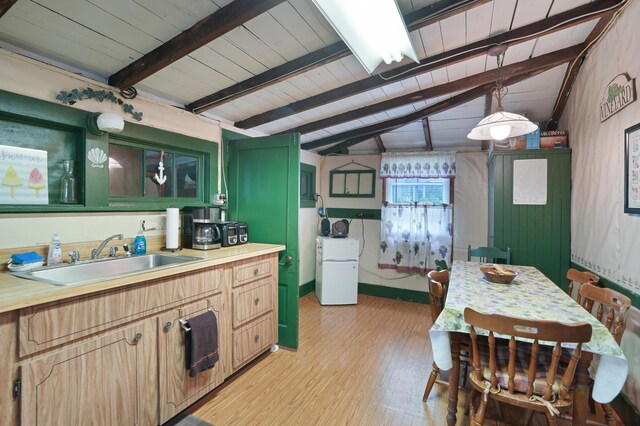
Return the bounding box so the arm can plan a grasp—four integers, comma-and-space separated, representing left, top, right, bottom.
158, 294, 229, 424
20, 319, 157, 426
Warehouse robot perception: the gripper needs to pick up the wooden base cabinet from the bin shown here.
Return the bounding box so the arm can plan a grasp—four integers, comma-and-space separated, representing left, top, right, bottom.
158, 294, 230, 424
0, 252, 279, 426
20, 318, 157, 426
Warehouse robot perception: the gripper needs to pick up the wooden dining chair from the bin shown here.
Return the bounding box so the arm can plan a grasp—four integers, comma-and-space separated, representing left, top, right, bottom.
464, 308, 592, 425
423, 269, 449, 401
467, 245, 511, 264
576, 284, 632, 425
567, 267, 599, 304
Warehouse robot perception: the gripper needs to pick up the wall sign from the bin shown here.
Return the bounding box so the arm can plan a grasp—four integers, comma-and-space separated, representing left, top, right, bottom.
600, 73, 636, 122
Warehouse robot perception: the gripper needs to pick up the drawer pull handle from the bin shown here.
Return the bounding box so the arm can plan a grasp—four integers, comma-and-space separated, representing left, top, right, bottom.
253, 268, 259, 275
164, 322, 173, 331
133, 332, 143, 343
254, 334, 260, 342
254, 297, 260, 305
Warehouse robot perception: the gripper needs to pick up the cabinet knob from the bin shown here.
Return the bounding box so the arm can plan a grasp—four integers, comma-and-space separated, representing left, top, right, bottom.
253, 268, 259, 275
254, 297, 260, 305
133, 332, 143, 343
254, 334, 260, 342
164, 322, 173, 331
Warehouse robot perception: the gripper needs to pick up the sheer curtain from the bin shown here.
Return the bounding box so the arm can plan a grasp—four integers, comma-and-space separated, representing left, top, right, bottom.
378, 204, 453, 274
378, 151, 455, 274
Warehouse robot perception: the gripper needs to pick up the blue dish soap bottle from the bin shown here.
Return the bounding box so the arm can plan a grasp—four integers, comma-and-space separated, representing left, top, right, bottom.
133, 222, 146, 255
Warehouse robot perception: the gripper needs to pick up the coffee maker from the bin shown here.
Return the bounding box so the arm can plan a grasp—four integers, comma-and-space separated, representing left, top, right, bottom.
182, 206, 221, 250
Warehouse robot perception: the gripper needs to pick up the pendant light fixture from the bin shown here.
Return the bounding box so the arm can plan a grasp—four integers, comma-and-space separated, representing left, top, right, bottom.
311, 0, 419, 74
467, 45, 538, 141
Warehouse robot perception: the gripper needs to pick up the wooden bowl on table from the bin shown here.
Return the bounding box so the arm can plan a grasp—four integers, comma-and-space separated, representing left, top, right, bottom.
480, 266, 518, 284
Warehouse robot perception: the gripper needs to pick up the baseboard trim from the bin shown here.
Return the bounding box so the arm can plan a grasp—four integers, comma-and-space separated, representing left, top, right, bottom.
358, 282, 429, 304
299, 280, 315, 298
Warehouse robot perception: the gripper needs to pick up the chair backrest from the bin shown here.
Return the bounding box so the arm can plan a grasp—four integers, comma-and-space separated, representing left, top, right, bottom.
467, 245, 511, 264
579, 284, 631, 344
464, 308, 591, 401
566, 268, 599, 304
427, 269, 449, 323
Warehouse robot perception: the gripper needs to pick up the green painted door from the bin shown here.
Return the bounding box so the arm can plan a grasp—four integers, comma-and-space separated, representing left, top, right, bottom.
227, 133, 300, 349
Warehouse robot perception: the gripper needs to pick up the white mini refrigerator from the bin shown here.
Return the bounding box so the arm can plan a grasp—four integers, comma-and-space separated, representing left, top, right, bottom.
315, 237, 359, 305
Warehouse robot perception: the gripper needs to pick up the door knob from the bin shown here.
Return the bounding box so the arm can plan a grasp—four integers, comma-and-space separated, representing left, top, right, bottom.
279, 255, 292, 267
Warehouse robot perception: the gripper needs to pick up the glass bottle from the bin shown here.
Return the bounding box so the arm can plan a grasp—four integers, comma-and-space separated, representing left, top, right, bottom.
59, 159, 77, 204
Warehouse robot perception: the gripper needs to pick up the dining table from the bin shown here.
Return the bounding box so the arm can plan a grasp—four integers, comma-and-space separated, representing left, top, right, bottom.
429, 261, 628, 425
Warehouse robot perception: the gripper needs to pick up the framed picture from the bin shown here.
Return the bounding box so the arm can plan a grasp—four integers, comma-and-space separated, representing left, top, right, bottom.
624, 123, 640, 213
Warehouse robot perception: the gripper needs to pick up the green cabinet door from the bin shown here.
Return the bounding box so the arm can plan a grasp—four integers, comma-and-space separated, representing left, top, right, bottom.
227, 133, 300, 349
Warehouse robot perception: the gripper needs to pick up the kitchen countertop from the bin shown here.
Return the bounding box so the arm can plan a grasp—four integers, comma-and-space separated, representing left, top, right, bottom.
0, 243, 285, 314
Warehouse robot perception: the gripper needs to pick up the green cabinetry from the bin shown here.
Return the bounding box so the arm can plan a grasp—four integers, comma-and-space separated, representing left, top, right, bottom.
488, 149, 571, 288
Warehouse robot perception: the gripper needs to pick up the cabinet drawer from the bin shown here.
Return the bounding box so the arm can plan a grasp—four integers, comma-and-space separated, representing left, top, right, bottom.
232, 278, 273, 328
233, 259, 272, 287
232, 314, 274, 370
19, 267, 226, 356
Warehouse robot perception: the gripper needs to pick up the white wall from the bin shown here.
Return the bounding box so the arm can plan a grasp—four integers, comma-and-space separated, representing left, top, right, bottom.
558, 1, 640, 410
452, 152, 488, 261
299, 150, 321, 287
317, 153, 487, 292
0, 48, 222, 248
559, 1, 640, 296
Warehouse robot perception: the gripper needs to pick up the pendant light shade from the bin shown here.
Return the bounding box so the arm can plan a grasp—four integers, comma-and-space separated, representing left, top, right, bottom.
467, 110, 539, 141
468, 46, 538, 141
311, 0, 419, 74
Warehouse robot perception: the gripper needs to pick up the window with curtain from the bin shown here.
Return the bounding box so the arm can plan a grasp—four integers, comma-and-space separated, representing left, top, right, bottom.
378, 152, 455, 274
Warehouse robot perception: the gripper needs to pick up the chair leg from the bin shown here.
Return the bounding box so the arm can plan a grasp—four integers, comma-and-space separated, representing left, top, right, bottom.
600, 403, 618, 426
474, 396, 487, 425
523, 409, 535, 426
493, 398, 504, 422
422, 362, 440, 402
544, 411, 559, 426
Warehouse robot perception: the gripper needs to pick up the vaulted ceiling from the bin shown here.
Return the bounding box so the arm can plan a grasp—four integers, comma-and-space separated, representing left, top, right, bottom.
0, 0, 626, 154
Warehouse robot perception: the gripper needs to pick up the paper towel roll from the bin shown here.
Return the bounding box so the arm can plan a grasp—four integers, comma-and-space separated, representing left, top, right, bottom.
166, 208, 180, 249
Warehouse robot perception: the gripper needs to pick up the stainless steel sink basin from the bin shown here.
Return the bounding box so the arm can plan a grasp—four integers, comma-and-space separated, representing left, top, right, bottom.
10, 253, 203, 286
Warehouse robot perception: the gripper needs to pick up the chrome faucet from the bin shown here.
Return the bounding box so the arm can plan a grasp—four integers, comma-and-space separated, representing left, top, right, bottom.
91, 234, 124, 259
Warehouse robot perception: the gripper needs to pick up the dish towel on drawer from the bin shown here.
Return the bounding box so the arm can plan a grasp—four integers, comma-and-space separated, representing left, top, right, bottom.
185, 310, 219, 378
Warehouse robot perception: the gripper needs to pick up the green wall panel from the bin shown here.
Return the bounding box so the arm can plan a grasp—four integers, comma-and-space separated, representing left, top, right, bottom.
489, 149, 571, 287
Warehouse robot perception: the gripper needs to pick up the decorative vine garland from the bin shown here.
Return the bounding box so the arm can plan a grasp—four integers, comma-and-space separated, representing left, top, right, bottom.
56, 87, 143, 121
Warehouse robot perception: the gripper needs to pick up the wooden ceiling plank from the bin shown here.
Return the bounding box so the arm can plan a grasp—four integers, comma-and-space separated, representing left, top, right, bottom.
311, 67, 555, 154
187, 0, 491, 113
0, 0, 17, 19
374, 135, 386, 153
236, 0, 622, 129
422, 118, 433, 151
280, 44, 583, 135
108, 0, 287, 89
547, 10, 619, 130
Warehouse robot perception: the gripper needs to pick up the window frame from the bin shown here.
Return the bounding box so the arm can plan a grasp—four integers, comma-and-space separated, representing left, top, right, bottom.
300, 162, 316, 208
0, 89, 217, 213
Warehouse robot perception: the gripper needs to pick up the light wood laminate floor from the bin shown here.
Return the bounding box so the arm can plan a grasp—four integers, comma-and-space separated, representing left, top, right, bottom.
189, 294, 566, 425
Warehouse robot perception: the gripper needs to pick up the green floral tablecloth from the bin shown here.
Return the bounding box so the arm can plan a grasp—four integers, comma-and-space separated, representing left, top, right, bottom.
428, 261, 628, 403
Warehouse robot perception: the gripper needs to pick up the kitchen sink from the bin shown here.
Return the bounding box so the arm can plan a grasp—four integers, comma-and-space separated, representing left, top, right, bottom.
10, 253, 203, 286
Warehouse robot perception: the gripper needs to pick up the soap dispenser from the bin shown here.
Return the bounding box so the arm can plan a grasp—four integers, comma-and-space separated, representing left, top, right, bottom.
47, 233, 62, 265
133, 222, 147, 255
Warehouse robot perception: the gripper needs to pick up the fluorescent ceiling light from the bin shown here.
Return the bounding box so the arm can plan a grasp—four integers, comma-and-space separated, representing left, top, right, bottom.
312, 0, 419, 74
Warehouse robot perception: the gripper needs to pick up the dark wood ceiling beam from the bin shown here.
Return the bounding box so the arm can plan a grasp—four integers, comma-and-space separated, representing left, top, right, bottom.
0, 0, 18, 19
481, 93, 492, 151
281, 44, 582, 135
236, 0, 623, 129
186, 0, 490, 113
312, 69, 552, 154
108, 0, 286, 89
547, 10, 619, 130
374, 136, 386, 153
422, 118, 433, 151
